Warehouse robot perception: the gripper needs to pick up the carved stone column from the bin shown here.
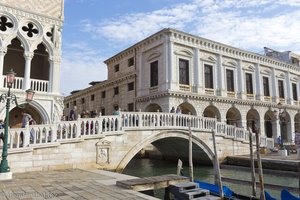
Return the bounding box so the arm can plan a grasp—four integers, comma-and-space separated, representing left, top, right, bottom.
49, 55, 61, 94
0, 47, 7, 87
23, 51, 34, 90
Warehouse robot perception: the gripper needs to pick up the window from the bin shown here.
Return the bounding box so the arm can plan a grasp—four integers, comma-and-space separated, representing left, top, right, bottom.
263, 77, 270, 96
226, 69, 234, 92
128, 57, 134, 67
179, 59, 189, 85
101, 91, 106, 98
150, 61, 158, 87
278, 80, 284, 98
114, 64, 119, 72
101, 108, 105, 116
127, 103, 134, 111
114, 87, 119, 95
245, 73, 253, 94
292, 83, 298, 101
73, 101, 76, 106
128, 82, 134, 91
81, 98, 85, 104
66, 103, 69, 108
204, 64, 213, 89
91, 94, 95, 101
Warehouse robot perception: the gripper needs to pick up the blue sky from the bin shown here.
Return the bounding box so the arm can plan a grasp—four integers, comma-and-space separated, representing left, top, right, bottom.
61, 0, 300, 96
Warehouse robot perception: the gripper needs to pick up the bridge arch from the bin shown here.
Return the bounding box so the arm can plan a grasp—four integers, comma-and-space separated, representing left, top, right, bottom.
116, 130, 214, 173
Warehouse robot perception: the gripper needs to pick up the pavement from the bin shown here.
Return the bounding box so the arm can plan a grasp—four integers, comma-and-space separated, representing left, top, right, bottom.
0, 169, 159, 200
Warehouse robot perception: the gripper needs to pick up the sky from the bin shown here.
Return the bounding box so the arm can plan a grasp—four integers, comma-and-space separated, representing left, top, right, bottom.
61, 0, 300, 96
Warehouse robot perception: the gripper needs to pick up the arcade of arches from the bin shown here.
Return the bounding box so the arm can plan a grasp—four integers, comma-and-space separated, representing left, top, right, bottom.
144, 102, 300, 143
3, 37, 51, 127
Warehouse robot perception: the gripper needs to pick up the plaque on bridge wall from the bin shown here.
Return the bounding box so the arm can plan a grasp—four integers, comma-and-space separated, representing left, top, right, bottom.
96, 140, 111, 165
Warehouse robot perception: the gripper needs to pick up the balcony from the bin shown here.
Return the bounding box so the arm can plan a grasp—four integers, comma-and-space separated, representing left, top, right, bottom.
227, 91, 236, 98
179, 84, 191, 92
3, 77, 49, 93
264, 96, 272, 102
205, 88, 214, 95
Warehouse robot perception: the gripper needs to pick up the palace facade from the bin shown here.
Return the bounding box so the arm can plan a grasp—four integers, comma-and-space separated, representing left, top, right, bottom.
64, 28, 300, 144
0, 0, 64, 126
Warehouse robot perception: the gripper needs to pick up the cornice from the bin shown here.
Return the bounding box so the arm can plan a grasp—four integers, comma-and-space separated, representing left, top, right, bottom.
0, 4, 63, 26
104, 28, 300, 74
64, 73, 136, 100
168, 28, 300, 74
135, 91, 299, 111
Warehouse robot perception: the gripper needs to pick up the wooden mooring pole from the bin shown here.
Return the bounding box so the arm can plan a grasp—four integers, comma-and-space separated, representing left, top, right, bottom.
249, 128, 257, 197
188, 119, 194, 182
255, 128, 265, 200
212, 130, 224, 200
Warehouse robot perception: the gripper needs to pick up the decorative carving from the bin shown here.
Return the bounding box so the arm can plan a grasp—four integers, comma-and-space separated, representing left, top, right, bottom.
0, 15, 13, 32
96, 140, 111, 165
22, 22, 38, 38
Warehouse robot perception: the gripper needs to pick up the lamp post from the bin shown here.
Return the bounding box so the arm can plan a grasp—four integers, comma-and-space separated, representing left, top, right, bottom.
0, 69, 35, 175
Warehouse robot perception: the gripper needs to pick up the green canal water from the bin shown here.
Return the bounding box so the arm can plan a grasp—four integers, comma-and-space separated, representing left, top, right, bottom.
123, 158, 298, 199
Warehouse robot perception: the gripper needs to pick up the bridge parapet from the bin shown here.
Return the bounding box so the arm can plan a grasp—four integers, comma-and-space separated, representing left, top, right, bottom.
1, 112, 274, 151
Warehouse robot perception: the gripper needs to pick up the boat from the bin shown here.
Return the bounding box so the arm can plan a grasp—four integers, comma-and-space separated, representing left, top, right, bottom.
194, 179, 259, 200
281, 189, 300, 200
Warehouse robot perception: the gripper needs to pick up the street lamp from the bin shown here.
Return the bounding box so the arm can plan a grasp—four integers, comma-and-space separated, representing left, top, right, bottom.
0, 69, 35, 175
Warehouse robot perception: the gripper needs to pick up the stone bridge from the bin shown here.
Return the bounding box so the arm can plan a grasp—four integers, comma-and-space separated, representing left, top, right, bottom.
2, 112, 274, 173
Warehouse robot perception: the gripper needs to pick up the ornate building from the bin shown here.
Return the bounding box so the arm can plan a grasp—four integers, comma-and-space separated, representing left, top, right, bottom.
64, 28, 300, 144
0, 0, 64, 126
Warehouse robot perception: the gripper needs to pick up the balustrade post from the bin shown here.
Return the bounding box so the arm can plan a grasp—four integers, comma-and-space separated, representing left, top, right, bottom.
75, 118, 81, 138
139, 112, 144, 128
23, 123, 30, 147
172, 114, 176, 127
51, 122, 58, 142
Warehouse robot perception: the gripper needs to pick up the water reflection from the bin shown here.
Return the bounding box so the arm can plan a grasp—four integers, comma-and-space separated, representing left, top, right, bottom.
123, 158, 297, 199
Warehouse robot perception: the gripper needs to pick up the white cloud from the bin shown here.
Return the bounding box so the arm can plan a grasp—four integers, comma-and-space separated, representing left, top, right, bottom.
61, 0, 300, 95
81, 0, 300, 54
60, 42, 107, 96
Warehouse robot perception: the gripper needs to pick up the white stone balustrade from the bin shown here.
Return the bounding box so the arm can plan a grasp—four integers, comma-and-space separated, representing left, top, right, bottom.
2, 111, 274, 151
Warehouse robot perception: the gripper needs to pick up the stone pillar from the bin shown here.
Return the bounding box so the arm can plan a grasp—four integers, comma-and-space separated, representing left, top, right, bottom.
49, 55, 61, 94
137, 52, 143, 96
259, 118, 265, 137
164, 34, 173, 90
216, 55, 225, 96
286, 71, 292, 104
23, 51, 34, 90
272, 119, 281, 143
255, 63, 262, 100
0, 47, 7, 87
198, 50, 205, 94
193, 48, 200, 93
271, 68, 278, 103
289, 115, 295, 143
237, 60, 245, 99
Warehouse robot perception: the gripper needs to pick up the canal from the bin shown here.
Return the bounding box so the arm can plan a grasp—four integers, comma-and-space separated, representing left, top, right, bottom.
123, 158, 298, 199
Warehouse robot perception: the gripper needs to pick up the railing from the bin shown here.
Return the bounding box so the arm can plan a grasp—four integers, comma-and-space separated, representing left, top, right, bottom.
3, 77, 49, 93
31, 79, 49, 92
1, 112, 273, 150
3, 77, 23, 89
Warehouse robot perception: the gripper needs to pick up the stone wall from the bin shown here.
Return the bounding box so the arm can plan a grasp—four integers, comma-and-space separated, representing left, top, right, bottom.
9, 139, 99, 173
0, 0, 63, 19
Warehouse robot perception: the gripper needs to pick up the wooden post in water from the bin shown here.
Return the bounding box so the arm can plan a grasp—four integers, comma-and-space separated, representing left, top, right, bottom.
248, 128, 257, 197
255, 128, 265, 200
189, 119, 194, 182
298, 162, 300, 197
212, 130, 224, 200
